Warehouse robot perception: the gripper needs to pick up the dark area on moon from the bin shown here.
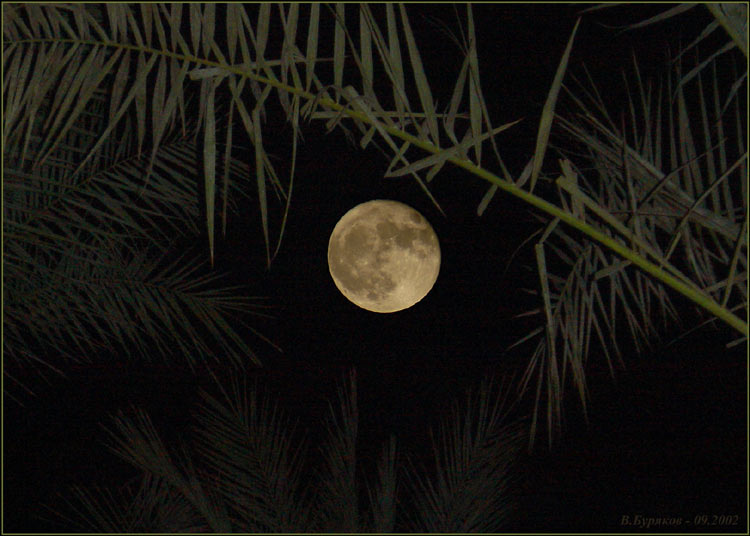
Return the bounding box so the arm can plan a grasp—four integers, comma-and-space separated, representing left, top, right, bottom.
5, 3, 746, 533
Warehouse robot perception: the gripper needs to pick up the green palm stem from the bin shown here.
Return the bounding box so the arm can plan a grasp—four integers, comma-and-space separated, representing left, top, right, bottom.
705, 3, 749, 58
200, 57, 750, 338
17, 38, 747, 337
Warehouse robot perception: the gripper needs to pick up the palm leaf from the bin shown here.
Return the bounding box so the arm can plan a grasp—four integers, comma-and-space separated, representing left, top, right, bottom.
404, 375, 524, 532
315, 368, 360, 532
49, 370, 524, 532
191, 376, 311, 532
102, 407, 232, 532
365, 434, 398, 533
515, 39, 747, 444
6, 0, 745, 453
4, 5, 275, 394
47, 475, 208, 533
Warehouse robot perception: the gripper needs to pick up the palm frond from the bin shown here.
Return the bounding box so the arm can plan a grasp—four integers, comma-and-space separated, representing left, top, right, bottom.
47, 475, 207, 533
191, 376, 311, 532
404, 375, 525, 533
102, 407, 232, 532
365, 434, 398, 533
4, 232, 268, 391
315, 368, 360, 532
5, 0, 746, 457
49, 370, 524, 532
4, 4, 276, 393
516, 40, 747, 445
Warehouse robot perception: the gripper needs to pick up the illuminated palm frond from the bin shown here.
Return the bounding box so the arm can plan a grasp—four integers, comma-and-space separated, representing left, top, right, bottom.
4, 1, 745, 445
510, 6, 747, 445
3, 4, 274, 398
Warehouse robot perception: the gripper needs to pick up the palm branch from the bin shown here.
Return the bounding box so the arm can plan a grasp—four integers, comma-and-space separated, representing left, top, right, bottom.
3, 4, 279, 400
46, 369, 523, 532
509, 4, 748, 444
4, 2, 746, 445
402, 375, 525, 532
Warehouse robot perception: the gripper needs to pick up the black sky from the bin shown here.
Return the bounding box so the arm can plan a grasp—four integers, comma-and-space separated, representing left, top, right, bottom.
4, 3, 747, 533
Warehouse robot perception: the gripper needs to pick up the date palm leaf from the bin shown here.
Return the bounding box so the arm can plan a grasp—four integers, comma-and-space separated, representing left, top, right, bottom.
3, 3, 274, 397
48, 473, 209, 533
404, 375, 525, 533
48, 370, 523, 532
515, 32, 747, 444
5, 1, 745, 448
191, 376, 312, 532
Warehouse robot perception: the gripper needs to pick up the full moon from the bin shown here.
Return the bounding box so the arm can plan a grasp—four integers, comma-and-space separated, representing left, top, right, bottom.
327, 199, 441, 313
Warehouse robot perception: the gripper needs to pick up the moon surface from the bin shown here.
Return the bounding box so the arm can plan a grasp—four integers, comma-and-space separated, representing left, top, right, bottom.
327, 199, 441, 313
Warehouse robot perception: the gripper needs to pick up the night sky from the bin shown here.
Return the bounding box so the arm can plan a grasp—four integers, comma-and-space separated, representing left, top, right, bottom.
5, 3, 747, 533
